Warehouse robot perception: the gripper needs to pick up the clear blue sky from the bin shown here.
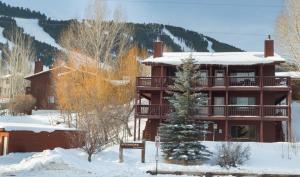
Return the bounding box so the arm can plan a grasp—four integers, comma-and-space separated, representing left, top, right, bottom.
2, 0, 284, 51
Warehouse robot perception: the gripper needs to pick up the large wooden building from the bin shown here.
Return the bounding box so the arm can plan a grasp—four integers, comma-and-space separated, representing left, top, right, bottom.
134, 37, 292, 142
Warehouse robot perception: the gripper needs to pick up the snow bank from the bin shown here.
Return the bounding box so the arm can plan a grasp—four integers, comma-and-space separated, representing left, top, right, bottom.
14, 18, 63, 50
1, 142, 300, 177
0, 122, 75, 133
0, 110, 72, 132
143, 52, 285, 65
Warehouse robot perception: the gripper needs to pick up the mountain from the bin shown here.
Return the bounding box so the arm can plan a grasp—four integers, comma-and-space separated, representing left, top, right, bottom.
0, 1, 242, 66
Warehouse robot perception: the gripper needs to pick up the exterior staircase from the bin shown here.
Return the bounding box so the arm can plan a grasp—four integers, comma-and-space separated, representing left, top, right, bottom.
142, 119, 160, 141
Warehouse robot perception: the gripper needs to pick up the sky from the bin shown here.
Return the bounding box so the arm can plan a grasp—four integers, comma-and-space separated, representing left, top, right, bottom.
2, 0, 284, 51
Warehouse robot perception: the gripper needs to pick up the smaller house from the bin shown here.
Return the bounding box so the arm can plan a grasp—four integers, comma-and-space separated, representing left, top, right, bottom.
0, 124, 82, 156
24, 60, 71, 110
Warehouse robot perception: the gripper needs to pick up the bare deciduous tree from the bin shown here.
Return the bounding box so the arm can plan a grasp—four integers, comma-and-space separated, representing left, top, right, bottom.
59, 0, 131, 67
276, 0, 300, 70
53, 0, 144, 162
2, 28, 35, 99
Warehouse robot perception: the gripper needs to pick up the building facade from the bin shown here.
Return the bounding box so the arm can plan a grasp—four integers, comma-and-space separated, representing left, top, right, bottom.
25, 61, 70, 110
134, 38, 292, 142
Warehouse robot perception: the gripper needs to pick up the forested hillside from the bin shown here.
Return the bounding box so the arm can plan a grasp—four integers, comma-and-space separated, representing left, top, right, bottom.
0, 1, 242, 65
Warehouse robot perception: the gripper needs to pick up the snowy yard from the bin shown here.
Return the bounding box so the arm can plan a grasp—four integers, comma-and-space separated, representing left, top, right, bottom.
0, 142, 300, 177
0, 102, 299, 176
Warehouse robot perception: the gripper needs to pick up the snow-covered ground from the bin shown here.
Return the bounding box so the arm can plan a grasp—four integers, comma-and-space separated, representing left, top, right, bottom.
0, 142, 300, 177
0, 102, 299, 176
0, 110, 71, 132
14, 18, 63, 50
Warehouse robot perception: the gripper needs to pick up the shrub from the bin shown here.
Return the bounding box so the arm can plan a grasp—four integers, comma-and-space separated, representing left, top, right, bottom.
9, 94, 36, 115
216, 142, 250, 168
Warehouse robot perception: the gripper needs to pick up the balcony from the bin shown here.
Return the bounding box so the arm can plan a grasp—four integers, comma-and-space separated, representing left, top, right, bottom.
135, 104, 289, 120
136, 76, 290, 90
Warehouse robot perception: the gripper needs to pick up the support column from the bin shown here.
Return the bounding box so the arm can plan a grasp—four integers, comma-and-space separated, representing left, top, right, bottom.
259, 64, 264, 142
138, 116, 141, 140
260, 121, 264, 142
208, 91, 212, 116
225, 120, 228, 141
209, 65, 213, 87
288, 89, 292, 142
134, 117, 137, 141
225, 90, 229, 141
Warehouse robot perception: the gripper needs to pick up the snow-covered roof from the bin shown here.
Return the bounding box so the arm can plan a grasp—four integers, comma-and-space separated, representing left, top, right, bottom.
24, 65, 73, 79
0, 122, 76, 133
142, 52, 285, 65
276, 72, 300, 79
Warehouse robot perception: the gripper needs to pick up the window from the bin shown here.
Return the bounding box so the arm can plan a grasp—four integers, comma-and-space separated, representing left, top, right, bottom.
48, 96, 55, 104
231, 125, 256, 141
231, 71, 255, 77
230, 71, 256, 85
198, 70, 208, 86
231, 97, 255, 105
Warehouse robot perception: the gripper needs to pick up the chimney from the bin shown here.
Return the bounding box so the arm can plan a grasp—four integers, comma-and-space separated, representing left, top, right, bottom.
264, 35, 274, 58
34, 59, 43, 74
153, 39, 164, 58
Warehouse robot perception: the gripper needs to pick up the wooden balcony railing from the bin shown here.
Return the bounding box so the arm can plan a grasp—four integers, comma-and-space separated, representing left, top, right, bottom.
136, 76, 290, 88
263, 105, 289, 117
263, 77, 290, 87
135, 104, 290, 118
228, 105, 260, 116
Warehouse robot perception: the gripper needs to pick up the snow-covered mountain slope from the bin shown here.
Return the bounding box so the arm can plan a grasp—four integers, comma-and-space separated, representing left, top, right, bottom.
163, 27, 195, 52
14, 18, 62, 49
1, 0, 92, 20
204, 37, 214, 52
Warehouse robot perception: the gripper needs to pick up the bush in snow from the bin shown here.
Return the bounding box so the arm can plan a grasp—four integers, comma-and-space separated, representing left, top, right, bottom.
216, 142, 250, 168
9, 94, 36, 115
159, 57, 212, 164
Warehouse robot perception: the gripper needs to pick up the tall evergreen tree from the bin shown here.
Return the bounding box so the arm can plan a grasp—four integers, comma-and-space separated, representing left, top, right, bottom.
159, 56, 212, 164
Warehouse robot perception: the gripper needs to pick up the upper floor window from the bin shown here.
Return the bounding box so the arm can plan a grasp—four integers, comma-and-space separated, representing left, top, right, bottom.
231, 97, 255, 105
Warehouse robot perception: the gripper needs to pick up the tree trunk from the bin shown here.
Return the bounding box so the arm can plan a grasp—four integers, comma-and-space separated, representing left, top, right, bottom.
88, 153, 92, 162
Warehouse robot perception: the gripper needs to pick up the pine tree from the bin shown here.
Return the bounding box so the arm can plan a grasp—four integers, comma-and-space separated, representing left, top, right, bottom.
159, 56, 212, 164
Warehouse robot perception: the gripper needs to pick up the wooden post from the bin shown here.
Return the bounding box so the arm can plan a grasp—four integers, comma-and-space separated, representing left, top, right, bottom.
160, 91, 163, 123
225, 120, 228, 141
260, 121, 264, 142
119, 141, 124, 163
259, 64, 264, 142
208, 91, 212, 116
209, 65, 212, 87
133, 117, 137, 141
141, 140, 146, 163
138, 117, 141, 140
288, 89, 292, 142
